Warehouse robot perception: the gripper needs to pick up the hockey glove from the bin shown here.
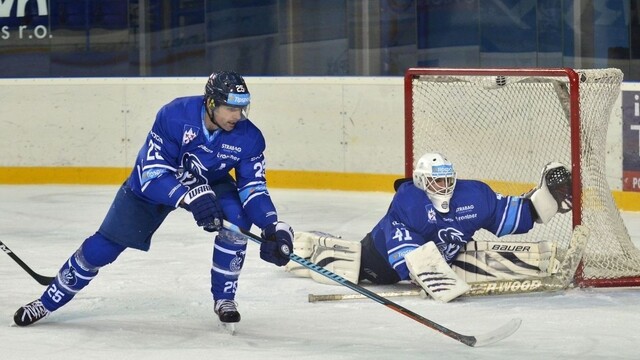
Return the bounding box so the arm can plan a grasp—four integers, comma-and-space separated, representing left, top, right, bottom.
260, 221, 294, 266
182, 184, 223, 232
545, 164, 572, 214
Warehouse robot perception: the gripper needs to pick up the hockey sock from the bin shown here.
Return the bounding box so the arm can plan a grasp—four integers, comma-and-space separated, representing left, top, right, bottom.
40, 232, 125, 311
211, 228, 247, 301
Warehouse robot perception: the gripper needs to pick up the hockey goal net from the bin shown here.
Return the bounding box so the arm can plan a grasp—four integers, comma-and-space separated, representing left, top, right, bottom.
404, 67, 640, 288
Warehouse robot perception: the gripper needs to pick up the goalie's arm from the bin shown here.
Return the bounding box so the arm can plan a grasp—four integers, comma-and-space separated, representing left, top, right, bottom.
381, 218, 429, 281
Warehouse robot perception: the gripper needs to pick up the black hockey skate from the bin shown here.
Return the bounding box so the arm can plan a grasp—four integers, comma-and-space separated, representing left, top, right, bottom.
13, 299, 50, 327
214, 299, 240, 323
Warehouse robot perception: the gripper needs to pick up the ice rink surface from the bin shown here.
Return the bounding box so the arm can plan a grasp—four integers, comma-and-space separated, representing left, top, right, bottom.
1, 185, 639, 360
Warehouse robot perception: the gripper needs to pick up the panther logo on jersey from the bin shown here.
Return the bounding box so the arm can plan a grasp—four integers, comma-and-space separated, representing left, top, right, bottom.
436, 227, 466, 262
176, 152, 208, 186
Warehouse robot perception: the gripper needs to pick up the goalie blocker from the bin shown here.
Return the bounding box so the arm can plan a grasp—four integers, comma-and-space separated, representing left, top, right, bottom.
286, 231, 560, 302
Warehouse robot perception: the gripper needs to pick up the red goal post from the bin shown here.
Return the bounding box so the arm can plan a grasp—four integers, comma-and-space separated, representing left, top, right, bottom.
404, 67, 640, 288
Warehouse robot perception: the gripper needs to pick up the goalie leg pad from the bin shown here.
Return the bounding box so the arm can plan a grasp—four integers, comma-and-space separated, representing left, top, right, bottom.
285, 231, 362, 285
309, 234, 361, 285
284, 231, 315, 277
405, 242, 470, 303
451, 240, 560, 283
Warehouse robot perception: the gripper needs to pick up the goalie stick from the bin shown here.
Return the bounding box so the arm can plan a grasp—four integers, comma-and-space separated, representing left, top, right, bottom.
308, 225, 589, 303
223, 220, 522, 347
309, 289, 421, 302
0, 239, 54, 286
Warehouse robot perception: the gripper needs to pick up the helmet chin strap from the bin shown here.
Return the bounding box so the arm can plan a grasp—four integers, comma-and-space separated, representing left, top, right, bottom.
205, 101, 224, 131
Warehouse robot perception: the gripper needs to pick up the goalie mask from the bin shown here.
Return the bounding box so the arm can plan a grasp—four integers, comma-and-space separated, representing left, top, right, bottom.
413, 152, 457, 213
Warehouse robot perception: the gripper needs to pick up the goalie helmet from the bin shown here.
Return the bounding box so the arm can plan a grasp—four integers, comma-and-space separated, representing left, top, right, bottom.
413, 152, 457, 213
204, 71, 251, 117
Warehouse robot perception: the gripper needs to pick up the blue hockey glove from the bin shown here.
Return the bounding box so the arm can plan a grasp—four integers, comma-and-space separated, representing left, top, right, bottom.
260, 221, 294, 266
182, 185, 223, 232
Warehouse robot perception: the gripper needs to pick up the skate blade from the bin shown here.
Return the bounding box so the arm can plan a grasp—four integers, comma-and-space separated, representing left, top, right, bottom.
219, 322, 237, 335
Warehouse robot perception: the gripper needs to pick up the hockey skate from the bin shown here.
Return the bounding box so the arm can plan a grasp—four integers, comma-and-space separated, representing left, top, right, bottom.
13, 299, 50, 327
214, 299, 240, 334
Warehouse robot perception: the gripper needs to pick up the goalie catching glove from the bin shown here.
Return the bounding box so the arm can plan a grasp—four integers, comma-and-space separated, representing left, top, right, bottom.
526, 162, 572, 224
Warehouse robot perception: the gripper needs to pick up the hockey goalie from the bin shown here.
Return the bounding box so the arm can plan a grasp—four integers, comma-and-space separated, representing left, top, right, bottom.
285, 152, 579, 302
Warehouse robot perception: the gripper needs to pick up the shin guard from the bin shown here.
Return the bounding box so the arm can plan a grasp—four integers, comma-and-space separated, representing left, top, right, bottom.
40, 233, 125, 311
211, 228, 248, 301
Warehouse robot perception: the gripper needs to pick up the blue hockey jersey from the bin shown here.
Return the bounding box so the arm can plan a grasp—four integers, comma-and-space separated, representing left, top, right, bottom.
369, 180, 536, 281
126, 95, 277, 229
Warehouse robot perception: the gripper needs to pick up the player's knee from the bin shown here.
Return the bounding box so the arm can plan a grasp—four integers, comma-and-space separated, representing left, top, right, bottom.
215, 228, 249, 248
81, 232, 127, 267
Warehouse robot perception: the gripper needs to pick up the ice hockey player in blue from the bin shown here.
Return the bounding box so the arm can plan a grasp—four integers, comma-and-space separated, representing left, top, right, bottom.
13, 71, 294, 327
358, 152, 572, 286
288, 152, 572, 301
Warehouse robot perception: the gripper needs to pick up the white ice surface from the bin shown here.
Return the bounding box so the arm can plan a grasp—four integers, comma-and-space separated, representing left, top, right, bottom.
1, 185, 639, 360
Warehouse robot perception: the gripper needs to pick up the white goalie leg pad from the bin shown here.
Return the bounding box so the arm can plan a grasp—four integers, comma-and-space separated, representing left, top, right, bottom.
405, 242, 470, 303
308, 234, 362, 285
284, 231, 316, 277
451, 240, 560, 283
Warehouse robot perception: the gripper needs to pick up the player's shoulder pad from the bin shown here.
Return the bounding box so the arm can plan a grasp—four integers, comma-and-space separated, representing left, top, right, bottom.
234, 118, 262, 136
391, 182, 429, 219
158, 96, 203, 127
456, 179, 493, 193
393, 177, 412, 192
218, 120, 266, 160
453, 179, 500, 204
395, 179, 419, 194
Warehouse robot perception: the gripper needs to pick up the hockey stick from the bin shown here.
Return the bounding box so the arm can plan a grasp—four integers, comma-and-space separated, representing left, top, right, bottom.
308, 276, 564, 303
0, 239, 54, 286
308, 276, 570, 302
223, 220, 521, 347
309, 290, 421, 302
308, 225, 589, 303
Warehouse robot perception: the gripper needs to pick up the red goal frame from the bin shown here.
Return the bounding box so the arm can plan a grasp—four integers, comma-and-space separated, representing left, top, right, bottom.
403, 67, 640, 288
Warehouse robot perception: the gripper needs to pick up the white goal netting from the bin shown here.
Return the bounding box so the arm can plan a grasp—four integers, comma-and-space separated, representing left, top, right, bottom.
406, 68, 640, 287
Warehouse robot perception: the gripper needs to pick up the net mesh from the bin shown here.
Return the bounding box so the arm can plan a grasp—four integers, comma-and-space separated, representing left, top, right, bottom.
408, 68, 640, 286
